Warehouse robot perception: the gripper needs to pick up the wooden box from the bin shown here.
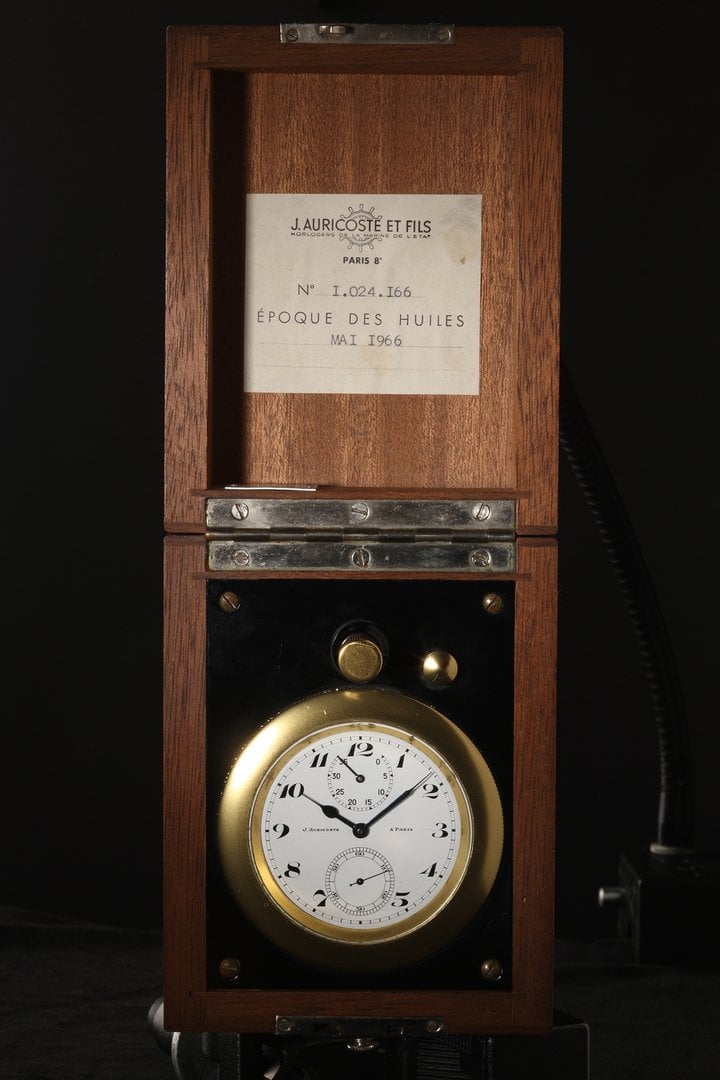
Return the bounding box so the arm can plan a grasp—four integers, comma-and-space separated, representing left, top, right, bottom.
164, 22, 562, 1038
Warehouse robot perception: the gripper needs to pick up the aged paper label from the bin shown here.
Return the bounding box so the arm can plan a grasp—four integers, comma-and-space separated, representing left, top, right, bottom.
244, 194, 482, 395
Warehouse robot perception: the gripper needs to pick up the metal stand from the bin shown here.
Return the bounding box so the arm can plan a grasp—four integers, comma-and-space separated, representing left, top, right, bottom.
149, 1001, 589, 1079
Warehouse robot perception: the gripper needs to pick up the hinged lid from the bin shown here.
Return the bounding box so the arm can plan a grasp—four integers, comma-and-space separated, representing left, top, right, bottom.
165, 24, 562, 535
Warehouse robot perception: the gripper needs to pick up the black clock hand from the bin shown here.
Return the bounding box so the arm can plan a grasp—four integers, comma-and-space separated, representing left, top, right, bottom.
337, 755, 365, 783
306, 772, 434, 841
300, 791, 356, 831
360, 771, 434, 831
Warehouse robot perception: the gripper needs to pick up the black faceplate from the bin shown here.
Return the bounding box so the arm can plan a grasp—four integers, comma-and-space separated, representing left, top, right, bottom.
206, 578, 515, 991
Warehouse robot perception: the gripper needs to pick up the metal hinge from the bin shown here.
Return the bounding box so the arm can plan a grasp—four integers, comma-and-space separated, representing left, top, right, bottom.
275, 1015, 446, 1038
280, 24, 454, 46
206, 498, 515, 573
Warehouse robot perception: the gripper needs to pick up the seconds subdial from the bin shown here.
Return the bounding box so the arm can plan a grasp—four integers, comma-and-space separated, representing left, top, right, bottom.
325, 847, 395, 917
327, 743, 394, 812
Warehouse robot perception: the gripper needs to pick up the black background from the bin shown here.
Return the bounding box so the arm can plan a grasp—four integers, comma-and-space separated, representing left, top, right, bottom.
1, 1, 717, 946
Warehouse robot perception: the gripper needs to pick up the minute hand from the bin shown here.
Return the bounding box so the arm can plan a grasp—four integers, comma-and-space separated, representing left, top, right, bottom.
363, 771, 434, 830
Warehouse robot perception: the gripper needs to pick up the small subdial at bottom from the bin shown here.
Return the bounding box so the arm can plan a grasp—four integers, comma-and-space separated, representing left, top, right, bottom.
325, 847, 395, 916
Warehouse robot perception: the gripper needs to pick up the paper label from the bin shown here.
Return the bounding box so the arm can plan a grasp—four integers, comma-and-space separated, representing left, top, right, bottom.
244, 194, 482, 395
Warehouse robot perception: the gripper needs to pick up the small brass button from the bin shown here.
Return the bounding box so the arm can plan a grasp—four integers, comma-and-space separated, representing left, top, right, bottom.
336, 635, 384, 683
421, 650, 459, 688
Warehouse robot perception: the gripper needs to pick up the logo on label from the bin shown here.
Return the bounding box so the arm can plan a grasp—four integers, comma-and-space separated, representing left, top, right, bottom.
337, 204, 383, 250
288, 202, 433, 246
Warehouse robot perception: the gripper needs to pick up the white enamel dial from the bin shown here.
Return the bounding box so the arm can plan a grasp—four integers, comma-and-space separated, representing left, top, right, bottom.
258, 725, 465, 931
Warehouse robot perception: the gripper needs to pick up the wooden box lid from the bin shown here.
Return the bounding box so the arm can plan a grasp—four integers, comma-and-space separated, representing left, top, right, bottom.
165, 24, 562, 534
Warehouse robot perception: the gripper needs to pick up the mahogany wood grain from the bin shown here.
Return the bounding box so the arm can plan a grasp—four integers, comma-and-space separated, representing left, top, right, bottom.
163, 535, 207, 1030
164, 26, 562, 531
515, 37, 563, 531
165, 31, 212, 530
510, 538, 557, 1030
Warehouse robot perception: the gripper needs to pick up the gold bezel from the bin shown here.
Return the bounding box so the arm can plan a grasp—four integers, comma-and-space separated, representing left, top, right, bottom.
217, 687, 504, 971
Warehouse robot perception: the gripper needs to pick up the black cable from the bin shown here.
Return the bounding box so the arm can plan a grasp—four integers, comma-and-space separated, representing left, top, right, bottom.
558, 358, 694, 853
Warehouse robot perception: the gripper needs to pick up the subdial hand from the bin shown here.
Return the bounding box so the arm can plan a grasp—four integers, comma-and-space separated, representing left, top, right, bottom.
337, 755, 365, 783
300, 791, 356, 830
348, 870, 387, 886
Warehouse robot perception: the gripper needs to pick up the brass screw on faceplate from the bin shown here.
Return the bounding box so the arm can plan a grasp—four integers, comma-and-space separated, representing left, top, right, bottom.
480, 958, 503, 981
218, 591, 240, 613
482, 592, 504, 615
218, 957, 242, 980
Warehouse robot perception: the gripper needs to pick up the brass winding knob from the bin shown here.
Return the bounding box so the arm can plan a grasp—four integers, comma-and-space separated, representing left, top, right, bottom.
336, 633, 384, 683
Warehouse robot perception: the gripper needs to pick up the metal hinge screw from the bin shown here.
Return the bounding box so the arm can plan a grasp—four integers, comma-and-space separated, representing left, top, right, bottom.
232, 547, 251, 568
472, 502, 492, 522
231, 502, 249, 520
351, 547, 371, 568
350, 501, 370, 521
470, 548, 492, 568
